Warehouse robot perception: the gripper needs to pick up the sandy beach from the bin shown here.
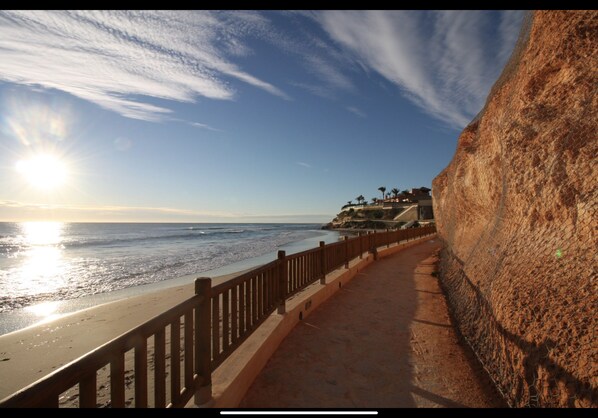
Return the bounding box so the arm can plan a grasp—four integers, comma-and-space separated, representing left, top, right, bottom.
0, 269, 245, 406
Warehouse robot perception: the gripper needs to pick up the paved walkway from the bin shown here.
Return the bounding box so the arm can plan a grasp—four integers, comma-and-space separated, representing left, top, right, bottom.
239, 239, 505, 408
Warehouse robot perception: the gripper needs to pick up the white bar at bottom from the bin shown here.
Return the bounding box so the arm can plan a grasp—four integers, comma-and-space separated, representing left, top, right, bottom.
221, 412, 378, 415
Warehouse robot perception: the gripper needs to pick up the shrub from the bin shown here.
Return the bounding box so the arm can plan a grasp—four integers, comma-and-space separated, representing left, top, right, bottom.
372, 210, 384, 219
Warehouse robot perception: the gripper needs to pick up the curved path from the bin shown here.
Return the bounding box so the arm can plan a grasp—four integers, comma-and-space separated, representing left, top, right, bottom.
240, 239, 505, 408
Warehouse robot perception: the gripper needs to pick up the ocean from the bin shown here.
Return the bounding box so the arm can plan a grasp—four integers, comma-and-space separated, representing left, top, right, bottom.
0, 222, 337, 321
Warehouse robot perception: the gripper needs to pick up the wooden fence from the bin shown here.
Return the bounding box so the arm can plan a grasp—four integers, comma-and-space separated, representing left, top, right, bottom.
0, 226, 435, 408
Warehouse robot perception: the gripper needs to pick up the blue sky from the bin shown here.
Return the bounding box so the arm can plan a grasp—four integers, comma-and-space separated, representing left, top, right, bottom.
0, 10, 524, 223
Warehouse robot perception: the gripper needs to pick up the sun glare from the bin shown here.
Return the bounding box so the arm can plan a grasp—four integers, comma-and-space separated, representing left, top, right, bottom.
25, 301, 61, 317
16, 154, 68, 191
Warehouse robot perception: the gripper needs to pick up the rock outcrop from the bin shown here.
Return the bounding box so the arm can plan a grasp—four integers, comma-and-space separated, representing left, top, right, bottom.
432, 11, 597, 407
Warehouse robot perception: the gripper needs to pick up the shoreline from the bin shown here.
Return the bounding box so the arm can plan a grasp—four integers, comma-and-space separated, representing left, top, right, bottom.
0, 229, 341, 336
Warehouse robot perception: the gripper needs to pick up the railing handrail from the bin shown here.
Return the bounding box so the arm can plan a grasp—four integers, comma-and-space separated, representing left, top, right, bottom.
284, 245, 322, 261
324, 239, 347, 250
0, 225, 436, 408
211, 259, 279, 295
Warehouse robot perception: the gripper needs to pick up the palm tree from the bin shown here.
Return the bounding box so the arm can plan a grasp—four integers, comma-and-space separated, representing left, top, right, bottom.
391, 188, 399, 198
371, 197, 378, 205
347, 200, 353, 206
378, 186, 386, 201
356, 195, 365, 205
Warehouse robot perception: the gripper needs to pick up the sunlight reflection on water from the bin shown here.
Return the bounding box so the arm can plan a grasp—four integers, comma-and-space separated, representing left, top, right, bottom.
0, 222, 333, 319
21, 221, 63, 246
24, 300, 61, 317
12, 222, 68, 296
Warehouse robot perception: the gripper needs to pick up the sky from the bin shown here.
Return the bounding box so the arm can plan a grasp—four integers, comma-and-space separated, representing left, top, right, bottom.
0, 10, 525, 223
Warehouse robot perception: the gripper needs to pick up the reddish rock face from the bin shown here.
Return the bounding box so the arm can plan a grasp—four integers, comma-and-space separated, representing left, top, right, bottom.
432, 11, 597, 408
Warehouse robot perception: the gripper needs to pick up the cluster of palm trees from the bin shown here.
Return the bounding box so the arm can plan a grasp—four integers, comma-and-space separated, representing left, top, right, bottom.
346, 186, 411, 208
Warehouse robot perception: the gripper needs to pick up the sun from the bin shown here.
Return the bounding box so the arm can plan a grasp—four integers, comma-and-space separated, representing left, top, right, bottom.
16, 154, 68, 191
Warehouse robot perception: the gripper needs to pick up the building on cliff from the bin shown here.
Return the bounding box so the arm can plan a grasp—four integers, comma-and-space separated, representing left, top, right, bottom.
382, 187, 434, 221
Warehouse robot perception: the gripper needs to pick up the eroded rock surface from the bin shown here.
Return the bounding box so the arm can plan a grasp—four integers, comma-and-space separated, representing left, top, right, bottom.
432, 10, 597, 407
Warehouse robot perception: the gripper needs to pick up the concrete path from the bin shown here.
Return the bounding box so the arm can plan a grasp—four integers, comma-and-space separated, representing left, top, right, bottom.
239, 239, 505, 408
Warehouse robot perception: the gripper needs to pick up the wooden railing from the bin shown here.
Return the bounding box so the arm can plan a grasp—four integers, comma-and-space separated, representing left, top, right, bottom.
284, 247, 324, 298
324, 240, 347, 272
0, 294, 209, 408
0, 225, 435, 408
209, 260, 280, 370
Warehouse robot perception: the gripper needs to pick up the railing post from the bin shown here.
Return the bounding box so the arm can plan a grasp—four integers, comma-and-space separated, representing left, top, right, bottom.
386, 228, 390, 248
194, 277, 213, 407
344, 236, 349, 269
373, 229, 377, 251
359, 232, 363, 259
277, 251, 287, 314
319, 241, 326, 284
369, 231, 378, 260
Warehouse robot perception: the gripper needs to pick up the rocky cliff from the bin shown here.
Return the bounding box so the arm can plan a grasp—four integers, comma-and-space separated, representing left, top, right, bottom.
432, 11, 597, 407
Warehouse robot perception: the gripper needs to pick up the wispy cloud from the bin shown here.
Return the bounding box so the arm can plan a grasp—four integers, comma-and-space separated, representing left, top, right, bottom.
314, 10, 524, 128
301, 52, 355, 93
0, 11, 524, 130
297, 161, 311, 168
188, 122, 222, 132
0, 10, 289, 122
0, 199, 239, 219
498, 10, 526, 64
234, 213, 331, 223
254, 12, 357, 100
0, 200, 331, 223
346, 106, 366, 118
289, 81, 336, 100
114, 137, 133, 151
